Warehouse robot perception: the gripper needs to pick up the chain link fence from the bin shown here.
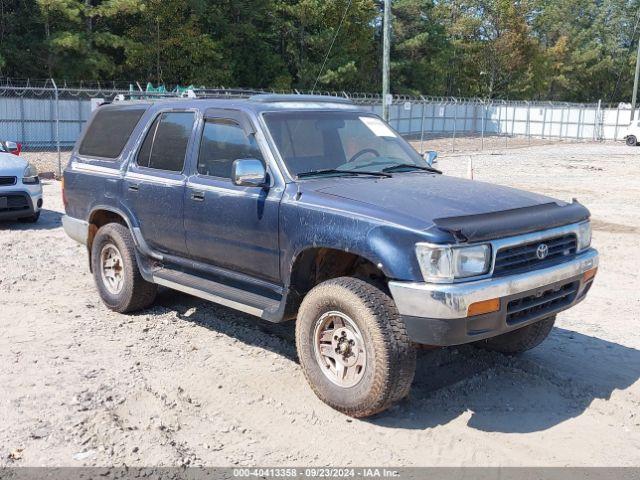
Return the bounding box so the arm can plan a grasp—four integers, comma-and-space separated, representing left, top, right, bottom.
1, 79, 637, 177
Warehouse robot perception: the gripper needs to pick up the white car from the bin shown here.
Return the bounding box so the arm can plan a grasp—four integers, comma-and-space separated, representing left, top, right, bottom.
620, 120, 640, 146
0, 152, 43, 223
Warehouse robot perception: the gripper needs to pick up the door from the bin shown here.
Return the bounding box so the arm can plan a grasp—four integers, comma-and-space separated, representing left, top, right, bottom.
184, 112, 282, 284
125, 110, 196, 256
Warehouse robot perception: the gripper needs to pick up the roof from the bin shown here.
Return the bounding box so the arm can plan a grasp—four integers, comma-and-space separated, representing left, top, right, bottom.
104, 93, 363, 114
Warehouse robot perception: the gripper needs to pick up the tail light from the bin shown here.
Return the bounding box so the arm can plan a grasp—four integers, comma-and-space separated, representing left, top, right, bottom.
61, 176, 68, 208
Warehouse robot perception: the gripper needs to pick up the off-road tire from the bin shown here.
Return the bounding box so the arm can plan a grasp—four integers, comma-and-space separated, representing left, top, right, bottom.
296, 277, 416, 417
626, 135, 638, 146
91, 222, 157, 313
477, 316, 555, 355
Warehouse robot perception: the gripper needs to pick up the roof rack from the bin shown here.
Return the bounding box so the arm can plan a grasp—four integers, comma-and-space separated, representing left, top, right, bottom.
109, 88, 355, 104
248, 94, 353, 104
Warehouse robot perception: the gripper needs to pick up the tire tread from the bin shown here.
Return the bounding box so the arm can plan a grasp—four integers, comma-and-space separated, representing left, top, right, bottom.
296, 277, 416, 417
91, 223, 157, 313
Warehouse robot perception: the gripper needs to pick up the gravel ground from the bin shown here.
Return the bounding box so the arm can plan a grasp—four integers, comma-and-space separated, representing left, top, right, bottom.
1, 142, 639, 467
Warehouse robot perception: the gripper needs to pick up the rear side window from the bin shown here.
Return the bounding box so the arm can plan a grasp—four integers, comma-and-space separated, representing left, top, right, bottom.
197, 119, 263, 178
78, 106, 148, 159
137, 112, 195, 172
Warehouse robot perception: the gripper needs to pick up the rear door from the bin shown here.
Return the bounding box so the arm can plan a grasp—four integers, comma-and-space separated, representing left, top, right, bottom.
125, 110, 197, 256
184, 109, 282, 283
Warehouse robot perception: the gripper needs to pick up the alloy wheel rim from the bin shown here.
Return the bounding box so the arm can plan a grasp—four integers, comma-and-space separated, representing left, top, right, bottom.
100, 243, 125, 295
313, 311, 367, 388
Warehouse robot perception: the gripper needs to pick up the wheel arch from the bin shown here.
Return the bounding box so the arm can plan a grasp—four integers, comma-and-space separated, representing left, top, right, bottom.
86, 206, 152, 273
282, 246, 389, 320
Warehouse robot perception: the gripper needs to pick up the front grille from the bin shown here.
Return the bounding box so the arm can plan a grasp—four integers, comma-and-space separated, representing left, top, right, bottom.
0, 194, 30, 212
494, 233, 577, 276
506, 281, 579, 325
0, 176, 17, 186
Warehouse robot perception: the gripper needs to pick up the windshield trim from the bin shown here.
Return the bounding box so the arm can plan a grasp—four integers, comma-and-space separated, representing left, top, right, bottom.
259, 109, 421, 183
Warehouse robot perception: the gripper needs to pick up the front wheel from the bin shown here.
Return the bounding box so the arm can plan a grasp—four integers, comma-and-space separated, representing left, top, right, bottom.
296, 277, 416, 417
626, 135, 638, 146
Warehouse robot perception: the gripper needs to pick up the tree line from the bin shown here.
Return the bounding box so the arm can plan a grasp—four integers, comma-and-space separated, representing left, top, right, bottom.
0, 0, 638, 103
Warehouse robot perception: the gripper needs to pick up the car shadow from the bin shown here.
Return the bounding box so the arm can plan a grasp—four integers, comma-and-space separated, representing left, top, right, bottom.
152, 287, 297, 361
371, 328, 640, 432
149, 288, 640, 433
0, 208, 63, 231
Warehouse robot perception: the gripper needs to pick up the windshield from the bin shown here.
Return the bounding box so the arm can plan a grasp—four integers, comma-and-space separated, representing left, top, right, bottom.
263, 111, 428, 177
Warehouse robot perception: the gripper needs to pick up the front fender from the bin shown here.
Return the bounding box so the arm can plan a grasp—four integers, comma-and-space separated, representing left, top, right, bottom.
280, 199, 433, 283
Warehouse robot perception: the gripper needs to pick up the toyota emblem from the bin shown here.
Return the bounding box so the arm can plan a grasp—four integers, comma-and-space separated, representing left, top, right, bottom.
536, 243, 549, 260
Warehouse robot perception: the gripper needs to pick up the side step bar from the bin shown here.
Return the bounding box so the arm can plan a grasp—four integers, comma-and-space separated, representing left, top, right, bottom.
152, 268, 281, 319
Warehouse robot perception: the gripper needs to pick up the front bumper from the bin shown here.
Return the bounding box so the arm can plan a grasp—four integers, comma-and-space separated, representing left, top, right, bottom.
0, 189, 42, 220
388, 249, 598, 345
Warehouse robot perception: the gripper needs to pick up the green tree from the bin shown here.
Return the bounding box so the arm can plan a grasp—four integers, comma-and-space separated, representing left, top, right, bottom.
434, 0, 543, 98
1, 0, 639, 103
197, 0, 291, 88
532, 0, 640, 102
125, 0, 226, 85
276, 0, 379, 91
390, 0, 452, 96
34, 0, 142, 79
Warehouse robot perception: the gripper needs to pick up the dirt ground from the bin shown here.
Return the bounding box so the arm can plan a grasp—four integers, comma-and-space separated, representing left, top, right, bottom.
1, 142, 639, 467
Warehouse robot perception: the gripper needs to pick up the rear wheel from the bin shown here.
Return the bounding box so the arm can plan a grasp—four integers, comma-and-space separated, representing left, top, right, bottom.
626, 135, 638, 146
91, 223, 157, 313
476, 316, 555, 354
296, 277, 416, 417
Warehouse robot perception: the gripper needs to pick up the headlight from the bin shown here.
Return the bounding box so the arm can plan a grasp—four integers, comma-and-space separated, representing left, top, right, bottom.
22, 163, 39, 184
577, 221, 591, 251
416, 243, 491, 282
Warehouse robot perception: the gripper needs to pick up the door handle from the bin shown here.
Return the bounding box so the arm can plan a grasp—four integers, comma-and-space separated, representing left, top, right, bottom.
128, 183, 139, 192
191, 190, 205, 201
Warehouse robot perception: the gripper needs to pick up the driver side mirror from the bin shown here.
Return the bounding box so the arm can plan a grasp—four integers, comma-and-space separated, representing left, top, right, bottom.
424, 151, 438, 167
232, 158, 267, 187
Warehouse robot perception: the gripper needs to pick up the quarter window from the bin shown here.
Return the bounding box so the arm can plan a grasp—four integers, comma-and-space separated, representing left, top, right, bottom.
137, 112, 195, 172
78, 106, 148, 159
197, 119, 263, 178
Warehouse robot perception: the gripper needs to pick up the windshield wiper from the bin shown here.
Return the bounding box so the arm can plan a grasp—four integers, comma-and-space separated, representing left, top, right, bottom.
381, 163, 442, 174
297, 168, 392, 179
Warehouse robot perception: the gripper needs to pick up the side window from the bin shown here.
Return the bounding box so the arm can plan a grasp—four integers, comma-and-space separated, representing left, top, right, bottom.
197, 119, 263, 179
137, 111, 195, 172
79, 106, 148, 159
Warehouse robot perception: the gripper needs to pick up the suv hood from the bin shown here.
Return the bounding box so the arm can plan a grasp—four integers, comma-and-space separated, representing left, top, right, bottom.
308, 173, 564, 231
0, 152, 27, 176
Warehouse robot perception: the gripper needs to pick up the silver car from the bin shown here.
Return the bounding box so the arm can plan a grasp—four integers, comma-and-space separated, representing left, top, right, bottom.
0, 152, 43, 222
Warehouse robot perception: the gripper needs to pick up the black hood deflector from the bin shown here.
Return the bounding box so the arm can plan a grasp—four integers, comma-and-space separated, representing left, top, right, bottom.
433, 200, 590, 243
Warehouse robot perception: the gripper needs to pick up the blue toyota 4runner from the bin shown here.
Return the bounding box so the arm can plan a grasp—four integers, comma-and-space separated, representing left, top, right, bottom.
62, 95, 598, 417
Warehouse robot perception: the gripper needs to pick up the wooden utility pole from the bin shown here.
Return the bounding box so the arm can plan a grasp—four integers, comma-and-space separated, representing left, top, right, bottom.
382, 0, 391, 121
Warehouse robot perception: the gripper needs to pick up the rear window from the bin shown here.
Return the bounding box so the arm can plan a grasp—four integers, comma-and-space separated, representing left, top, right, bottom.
78, 106, 148, 159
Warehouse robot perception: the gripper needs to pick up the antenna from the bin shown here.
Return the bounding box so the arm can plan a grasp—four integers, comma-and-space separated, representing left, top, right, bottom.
312, 0, 353, 91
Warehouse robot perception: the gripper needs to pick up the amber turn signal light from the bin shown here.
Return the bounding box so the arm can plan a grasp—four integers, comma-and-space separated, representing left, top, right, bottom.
582, 267, 597, 283
467, 298, 500, 317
